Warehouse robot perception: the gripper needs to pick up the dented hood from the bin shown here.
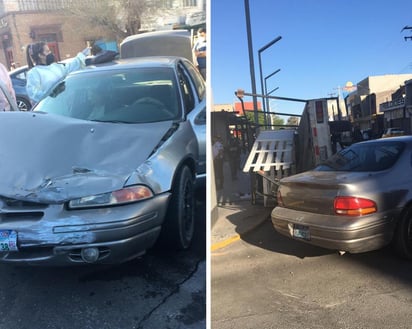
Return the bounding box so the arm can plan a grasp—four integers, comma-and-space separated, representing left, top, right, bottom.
0, 112, 173, 202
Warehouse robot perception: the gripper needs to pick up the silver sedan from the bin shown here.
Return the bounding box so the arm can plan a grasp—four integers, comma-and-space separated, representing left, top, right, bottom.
272, 136, 412, 258
0, 56, 205, 265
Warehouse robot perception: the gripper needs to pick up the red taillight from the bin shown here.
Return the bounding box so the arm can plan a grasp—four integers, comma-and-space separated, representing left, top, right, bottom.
334, 196, 377, 216
276, 189, 284, 206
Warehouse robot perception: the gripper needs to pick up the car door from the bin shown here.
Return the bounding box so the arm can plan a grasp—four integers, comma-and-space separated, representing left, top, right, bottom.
177, 60, 206, 177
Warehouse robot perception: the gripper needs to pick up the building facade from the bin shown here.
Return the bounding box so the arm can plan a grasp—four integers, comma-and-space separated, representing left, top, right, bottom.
345, 74, 412, 137
0, 0, 118, 69
0, 0, 205, 70
379, 79, 412, 135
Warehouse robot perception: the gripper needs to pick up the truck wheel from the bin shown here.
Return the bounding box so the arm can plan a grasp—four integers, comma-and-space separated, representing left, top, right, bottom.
161, 166, 195, 250
394, 207, 412, 260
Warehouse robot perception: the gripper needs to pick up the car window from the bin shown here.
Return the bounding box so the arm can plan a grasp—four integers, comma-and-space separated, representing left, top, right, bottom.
177, 64, 195, 114
315, 141, 405, 172
34, 67, 181, 123
182, 61, 206, 101
13, 70, 27, 81
194, 107, 206, 125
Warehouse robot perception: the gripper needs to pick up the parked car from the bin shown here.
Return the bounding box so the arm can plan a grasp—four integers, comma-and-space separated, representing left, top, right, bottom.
9, 65, 32, 111
0, 56, 206, 265
382, 127, 404, 138
120, 29, 194, 63
272, 136, 412, 259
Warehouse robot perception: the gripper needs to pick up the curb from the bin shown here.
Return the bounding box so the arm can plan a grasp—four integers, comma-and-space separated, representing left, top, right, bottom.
211, 214, 271, 252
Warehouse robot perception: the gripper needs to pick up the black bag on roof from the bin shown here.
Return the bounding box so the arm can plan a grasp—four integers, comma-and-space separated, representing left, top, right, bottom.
85, 50, 119, 66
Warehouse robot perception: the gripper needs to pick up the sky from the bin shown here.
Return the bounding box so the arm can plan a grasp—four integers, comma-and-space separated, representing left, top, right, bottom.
210, 0, 412, 116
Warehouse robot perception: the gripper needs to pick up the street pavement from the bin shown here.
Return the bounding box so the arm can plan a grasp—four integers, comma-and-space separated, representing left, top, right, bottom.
211, 159, 274, 250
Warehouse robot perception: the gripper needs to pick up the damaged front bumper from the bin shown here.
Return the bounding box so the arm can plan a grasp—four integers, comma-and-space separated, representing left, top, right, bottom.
0, 193, 171, 266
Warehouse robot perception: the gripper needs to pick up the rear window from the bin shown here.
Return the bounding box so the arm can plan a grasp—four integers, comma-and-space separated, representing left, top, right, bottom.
315, 141, 405, 172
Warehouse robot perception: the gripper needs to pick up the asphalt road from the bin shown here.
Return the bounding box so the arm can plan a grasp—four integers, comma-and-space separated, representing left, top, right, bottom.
212, 217, 412, 329
0, 188, 206, 329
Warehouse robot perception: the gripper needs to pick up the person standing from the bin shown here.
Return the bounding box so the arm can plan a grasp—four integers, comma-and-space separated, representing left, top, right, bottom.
213, 136, 224, 190
227, 136, 241, 181
0, 62, 17, 111
192, 27, 206, 80
25, 41, 89, 104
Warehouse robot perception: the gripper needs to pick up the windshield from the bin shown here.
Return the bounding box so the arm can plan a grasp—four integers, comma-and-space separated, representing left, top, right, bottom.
315, 141, 405, 172
34, 67, 181, 123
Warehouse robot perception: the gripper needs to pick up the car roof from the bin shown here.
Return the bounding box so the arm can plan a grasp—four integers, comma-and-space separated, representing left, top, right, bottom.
9, 65, 29, 77
369, 135, 412, 142
69, 56, 185, 76
121, 29, 191, 43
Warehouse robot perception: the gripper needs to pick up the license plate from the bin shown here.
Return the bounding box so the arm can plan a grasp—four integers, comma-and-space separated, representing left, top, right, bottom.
0, 230, 18, 252
293, 224, 310, 240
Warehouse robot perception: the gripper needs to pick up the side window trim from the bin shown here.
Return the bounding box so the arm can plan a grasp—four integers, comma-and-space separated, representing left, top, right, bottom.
177, 63, 196, 115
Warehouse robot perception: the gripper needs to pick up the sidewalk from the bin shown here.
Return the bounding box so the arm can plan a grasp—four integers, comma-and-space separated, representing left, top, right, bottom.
211, 159, 275, 250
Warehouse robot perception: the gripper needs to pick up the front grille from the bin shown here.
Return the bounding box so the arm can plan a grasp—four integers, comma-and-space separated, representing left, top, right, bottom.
1, 212, 44, 222
2, 197, 48, 209
0, 196, 47, 222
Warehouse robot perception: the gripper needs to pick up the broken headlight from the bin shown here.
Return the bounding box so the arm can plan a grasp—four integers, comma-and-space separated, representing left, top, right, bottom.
68, 185, 154, 209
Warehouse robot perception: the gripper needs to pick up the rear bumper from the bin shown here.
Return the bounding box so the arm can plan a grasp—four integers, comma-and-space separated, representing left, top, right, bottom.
271, 206, 398, 254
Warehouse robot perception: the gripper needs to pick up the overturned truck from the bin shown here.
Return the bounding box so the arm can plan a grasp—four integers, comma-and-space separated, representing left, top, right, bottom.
241, 95, 353, 205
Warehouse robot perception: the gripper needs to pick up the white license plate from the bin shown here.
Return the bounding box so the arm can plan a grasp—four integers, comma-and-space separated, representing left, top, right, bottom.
293, 224, 310, 240
0, 230, 18, 251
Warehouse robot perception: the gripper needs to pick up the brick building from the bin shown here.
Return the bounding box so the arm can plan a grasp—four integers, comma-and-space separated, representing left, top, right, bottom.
0, 1, 121, 70
0, 0, 206, 70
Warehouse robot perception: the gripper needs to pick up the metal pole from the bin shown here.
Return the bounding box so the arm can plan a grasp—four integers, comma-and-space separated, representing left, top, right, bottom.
267, 87, 279, 95
264, 68, 281, 125
258, 36, 282, 118
244, 0, 259, 129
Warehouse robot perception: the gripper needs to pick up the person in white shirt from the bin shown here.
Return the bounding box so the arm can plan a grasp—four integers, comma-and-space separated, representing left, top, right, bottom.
25, 41, 88, 104
192, 27, 206, 80
0, 62, 17, 111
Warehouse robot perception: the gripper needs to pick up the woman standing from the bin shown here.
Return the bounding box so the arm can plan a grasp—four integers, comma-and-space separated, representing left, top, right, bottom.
26, 42, 88, 104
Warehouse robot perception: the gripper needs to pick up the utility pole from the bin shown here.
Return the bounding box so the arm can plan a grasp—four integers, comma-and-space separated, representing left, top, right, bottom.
244, 0, 259, 129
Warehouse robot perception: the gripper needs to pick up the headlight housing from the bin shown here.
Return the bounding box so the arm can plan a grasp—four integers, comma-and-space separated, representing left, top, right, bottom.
68, 185, 154, 209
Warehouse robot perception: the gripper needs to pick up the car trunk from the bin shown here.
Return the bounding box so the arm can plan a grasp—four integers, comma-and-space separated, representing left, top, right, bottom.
279, 170, 374, 215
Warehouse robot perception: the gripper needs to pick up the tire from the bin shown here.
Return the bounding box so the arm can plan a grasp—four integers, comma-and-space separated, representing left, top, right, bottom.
159, 165, 195, 250
16, 97, 31, 111
394, 207, 412, 259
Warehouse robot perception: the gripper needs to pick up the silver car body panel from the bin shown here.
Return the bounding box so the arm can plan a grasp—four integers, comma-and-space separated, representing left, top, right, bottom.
272, 136, 412, 254
272, 206, 398, 253
0, 111, 197, 202
0, 56, 204, 265
0, 193, 170, 265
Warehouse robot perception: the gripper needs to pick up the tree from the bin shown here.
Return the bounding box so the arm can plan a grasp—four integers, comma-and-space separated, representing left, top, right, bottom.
271, 115, 285, 128
286, 116, 300, 126
244, 111, 284, 128
64, 0, 159, 40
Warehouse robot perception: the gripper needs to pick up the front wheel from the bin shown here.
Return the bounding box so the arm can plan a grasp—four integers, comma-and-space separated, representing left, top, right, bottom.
16, 97, 32, 111
159, 166, 195, 250
394, 207, 412, 259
